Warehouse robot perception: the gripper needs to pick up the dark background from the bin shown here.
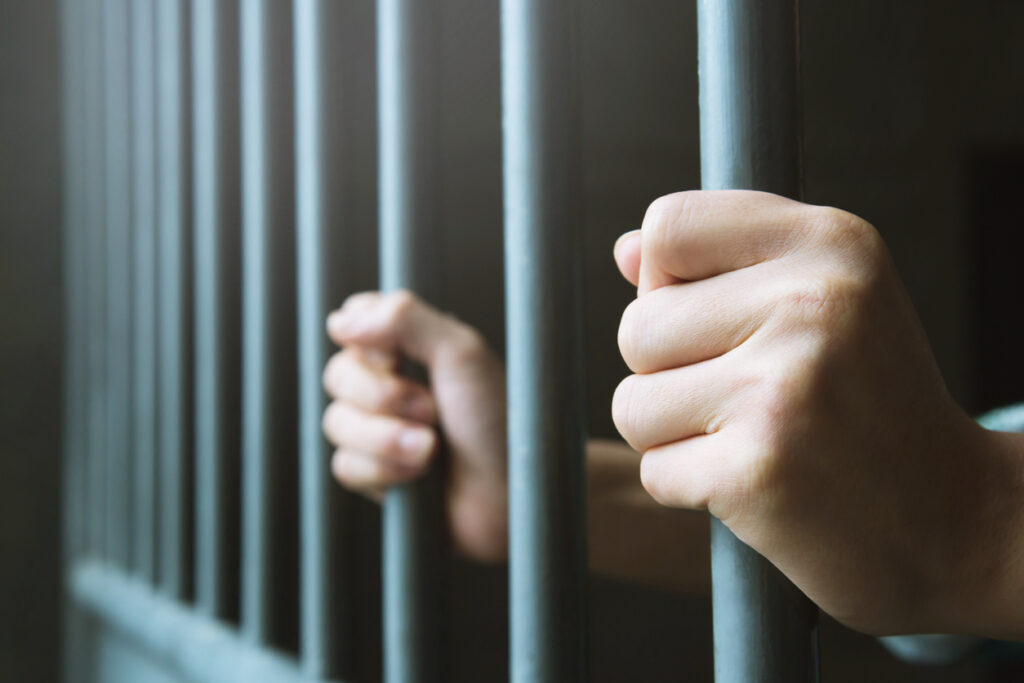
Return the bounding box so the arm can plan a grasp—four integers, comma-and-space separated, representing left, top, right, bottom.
3, 0, 1024, 681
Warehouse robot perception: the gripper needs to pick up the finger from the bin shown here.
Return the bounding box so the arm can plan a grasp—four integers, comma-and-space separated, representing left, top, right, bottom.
331, 448, 418, 498
327, 290, 482, 366
322, 401, 437, 469
618, 266, 772, 374
612, 356, 741, 454
638, 190, 816, 295
638, 431, 741, 511
323, 350, 437, 423
353, 346, 399, 373
613, 229, 641, 286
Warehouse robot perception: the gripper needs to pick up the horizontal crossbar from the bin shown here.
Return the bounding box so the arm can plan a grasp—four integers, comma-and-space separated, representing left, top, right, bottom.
69, 561, 340, 683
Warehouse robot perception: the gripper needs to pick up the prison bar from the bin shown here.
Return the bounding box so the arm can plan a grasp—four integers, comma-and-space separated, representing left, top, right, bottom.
131, 0, 159, 585
698, 1, 822, 681
377, 0, 447, 680
155, 0, 192, 601
83, 0, 107, 562
240, 0, 298, 646
61, 0, 833, 680
103, 0, 134, 571
60, 0, 88, 567
501, 0, 589, 681
293, 0, 361, 676
192, 0, 241, 620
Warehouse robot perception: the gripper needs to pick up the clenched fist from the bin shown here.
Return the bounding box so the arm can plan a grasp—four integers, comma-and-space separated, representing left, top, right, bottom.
322, 291, 508, 561
612, 190, 1024, 638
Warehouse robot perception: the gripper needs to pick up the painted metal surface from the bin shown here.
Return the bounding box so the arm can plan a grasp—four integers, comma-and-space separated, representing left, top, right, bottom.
192, 0, 242, 620
102, 0, 133, 571
60, 0, 89, 566
240, 0, 297, 646
376, 0, 446, 680
697, 1, 821, 681
293, 0, 367, 677
72, 563, 328, 683
501, 0, 588, 680
84, 0, 108, 564
131, 0, 158, 586
155, 0, 193, 601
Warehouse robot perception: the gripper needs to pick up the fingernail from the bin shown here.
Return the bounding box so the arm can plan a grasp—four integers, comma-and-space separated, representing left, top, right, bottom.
398, 428, 433, 463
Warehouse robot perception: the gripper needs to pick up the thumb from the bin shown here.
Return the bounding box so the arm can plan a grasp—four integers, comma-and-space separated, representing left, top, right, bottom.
327, 290, 474, 367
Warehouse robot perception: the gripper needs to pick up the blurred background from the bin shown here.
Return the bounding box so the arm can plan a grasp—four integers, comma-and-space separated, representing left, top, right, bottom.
3, 0, 1024, 681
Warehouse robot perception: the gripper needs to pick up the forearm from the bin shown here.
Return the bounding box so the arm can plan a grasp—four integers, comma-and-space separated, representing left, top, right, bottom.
953, 427, 1024, 640
586, 438, 710, 594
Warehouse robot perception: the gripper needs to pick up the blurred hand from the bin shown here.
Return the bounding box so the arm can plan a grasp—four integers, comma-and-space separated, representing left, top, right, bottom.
612, 190, 1024, 637
323, 290, 507, 561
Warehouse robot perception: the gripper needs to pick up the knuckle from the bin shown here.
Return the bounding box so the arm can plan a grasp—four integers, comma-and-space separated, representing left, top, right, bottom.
812, 206, 886, 263
321, 352, 346, 394
642, 191, 697, 251
638, 453, 671, 506
384, 289, 418, 326
617, 299, 645, 372
611, 375, 642, 449
443, 318, 488, 365
322, 402, 344, 443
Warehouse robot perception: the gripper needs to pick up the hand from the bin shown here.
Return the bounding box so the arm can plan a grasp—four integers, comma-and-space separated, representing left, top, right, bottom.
612, 190, 1024, 637
322, 290, 508, 561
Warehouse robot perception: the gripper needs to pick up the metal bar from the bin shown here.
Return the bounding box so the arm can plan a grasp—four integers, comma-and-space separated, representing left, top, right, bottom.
103, 0, 133, 569
156, 0, 193, 601
240, 0, 297, 646
376, 0, 446, 680
84, 0, 107, 561
293, 0, 364, 676
192, 0, 242, 619
70, 562, 331, 683
697, 1, 820, 681
61, 0, 88, 568
501, 1, 588, 681
131, 0, 158, 585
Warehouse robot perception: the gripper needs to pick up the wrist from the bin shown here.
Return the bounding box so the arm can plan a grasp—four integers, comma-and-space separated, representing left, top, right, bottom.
945, 424, 1024, 639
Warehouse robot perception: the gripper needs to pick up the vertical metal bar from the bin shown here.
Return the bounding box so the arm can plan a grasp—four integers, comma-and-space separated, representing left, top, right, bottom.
294, 0, 362, 676
61, 0, 88, 568
377, 0, 446, 681
501, 1, 588, 680
84, 0, 107, 562
103, 0, 133, 569
61, 11, 94, 680
131, 0, 158, 585
697, 2, 820, 682
240, 0, 297, 645
156, 0, 193, 601
192, 0, 242, 619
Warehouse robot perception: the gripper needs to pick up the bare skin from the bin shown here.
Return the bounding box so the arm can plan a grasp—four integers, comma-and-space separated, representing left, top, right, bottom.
321, 290, 709, 593
613, 190, 1024, 639
323, 190, 1024, 640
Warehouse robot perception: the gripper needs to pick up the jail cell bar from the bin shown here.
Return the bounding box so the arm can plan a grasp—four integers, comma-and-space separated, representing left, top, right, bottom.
699, 1, 821, 681
155, 0, 192, 602
192, 0, 241, 621
502, 0, 589, 681
62, 0, 822, 682
376, 0, 447, 681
